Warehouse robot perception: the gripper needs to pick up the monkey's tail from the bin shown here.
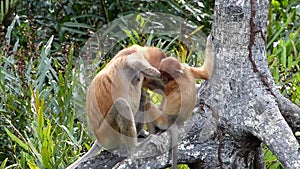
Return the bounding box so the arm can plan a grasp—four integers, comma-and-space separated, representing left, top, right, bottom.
170, 125, 178, 169
190, 34, 215, 80
66, 140, 101, 169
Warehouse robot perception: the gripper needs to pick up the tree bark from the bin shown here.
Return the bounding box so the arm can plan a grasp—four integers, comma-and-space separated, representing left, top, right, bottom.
78, 0, 300, 168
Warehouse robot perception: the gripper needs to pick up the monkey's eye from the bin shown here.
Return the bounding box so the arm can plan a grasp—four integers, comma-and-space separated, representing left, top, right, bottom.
132, 73, 141, 85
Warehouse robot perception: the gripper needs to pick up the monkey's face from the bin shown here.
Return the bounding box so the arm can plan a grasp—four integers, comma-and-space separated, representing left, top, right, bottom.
159, 57, 183, 83
160, 70, 174, 84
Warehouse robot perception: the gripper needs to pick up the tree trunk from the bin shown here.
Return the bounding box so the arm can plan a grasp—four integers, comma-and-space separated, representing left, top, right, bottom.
78, 0, 300, 168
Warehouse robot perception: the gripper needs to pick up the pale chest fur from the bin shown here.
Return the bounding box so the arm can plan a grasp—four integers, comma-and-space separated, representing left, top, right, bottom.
110, 64, 143, 114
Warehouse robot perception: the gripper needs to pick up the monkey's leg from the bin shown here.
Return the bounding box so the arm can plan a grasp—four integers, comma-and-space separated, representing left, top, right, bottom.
145, 102, 170, 132
135, 110, 148, 138
170, 124, 179, 169
190, 34, 214, 80
114, 97, 138, 154
114, 98, 168, 156
136, 89, 147, 137
66, 140, 101, 169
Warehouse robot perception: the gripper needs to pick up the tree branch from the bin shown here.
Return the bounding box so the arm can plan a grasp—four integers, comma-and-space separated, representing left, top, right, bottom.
273, 87, 300, 133
246, 94, 300, 168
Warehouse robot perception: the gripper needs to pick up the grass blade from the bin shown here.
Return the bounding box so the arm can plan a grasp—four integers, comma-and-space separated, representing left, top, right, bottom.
5, 127, 28, 151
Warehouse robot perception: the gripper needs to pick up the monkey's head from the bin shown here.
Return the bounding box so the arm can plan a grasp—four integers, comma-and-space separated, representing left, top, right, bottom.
143, 47, 167, 68
159, 57, 183, 83
131, 46, 166, 92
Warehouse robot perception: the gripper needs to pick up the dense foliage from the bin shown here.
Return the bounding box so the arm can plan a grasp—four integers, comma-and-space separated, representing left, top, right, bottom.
0, 0, 299, 168
267, 0, 300, 106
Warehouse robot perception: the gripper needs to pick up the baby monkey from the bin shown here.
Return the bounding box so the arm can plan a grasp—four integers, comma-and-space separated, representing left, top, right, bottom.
145, 35, 214, 169
67, 45, 166, 169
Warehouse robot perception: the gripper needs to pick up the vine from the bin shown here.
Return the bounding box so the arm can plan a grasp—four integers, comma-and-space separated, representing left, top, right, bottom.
248, 0, 276, 98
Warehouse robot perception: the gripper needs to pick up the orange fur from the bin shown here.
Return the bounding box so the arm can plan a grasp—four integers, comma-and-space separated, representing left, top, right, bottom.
67, 45, 166, 169
145, 35, 214, 169
146, 58, 197, 129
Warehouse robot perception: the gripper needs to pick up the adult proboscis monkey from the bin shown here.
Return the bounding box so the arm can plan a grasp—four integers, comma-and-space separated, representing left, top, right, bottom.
67, 45, 166, 169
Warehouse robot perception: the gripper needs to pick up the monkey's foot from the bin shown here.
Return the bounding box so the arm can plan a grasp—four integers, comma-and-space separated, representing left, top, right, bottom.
135, 134, 168, 157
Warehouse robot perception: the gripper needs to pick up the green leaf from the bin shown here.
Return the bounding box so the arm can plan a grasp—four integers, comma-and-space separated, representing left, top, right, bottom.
5, 15, 19, 46
132, 30, 140, 43
27, 159, 40, 169
279, 39, 287, 67
135, 14, 146, 29
61, 27, 87, 35
44, 35, 54, 56
60, 125, 78, 146
146, 30, 154, 46
63, 22, 93, 29
27, 138, 42, 164
41, 146, 51, 169
123, 29, 137, 44
282, 0, 288, 8
271, 0, 280, 11
0, 158, 8, 169
5, 127, 28, 151
38, 99, 45, 140
287, 55, 293, 70
267, 11, 295, 49
12, 39, 19, 52
52, 147, 69, 169
184, 25, 204, 42
20, 151, 28, 169
273, 67, 279, 82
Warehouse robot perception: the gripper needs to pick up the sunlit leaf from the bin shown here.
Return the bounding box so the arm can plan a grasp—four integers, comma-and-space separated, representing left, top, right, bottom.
0, 158, 8, 169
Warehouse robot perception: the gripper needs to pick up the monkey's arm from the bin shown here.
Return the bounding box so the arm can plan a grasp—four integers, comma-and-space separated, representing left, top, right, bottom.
127, 53, 161, 78
145, 98, 180, 169
190, 34, 214, 80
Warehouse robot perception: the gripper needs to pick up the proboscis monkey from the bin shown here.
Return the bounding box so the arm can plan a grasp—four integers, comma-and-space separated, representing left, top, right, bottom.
145, 35, 214, 169
67, 45, 166, 169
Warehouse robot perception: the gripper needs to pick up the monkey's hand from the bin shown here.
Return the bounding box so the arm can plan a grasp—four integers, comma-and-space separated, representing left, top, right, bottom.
142, 66, 161, 79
